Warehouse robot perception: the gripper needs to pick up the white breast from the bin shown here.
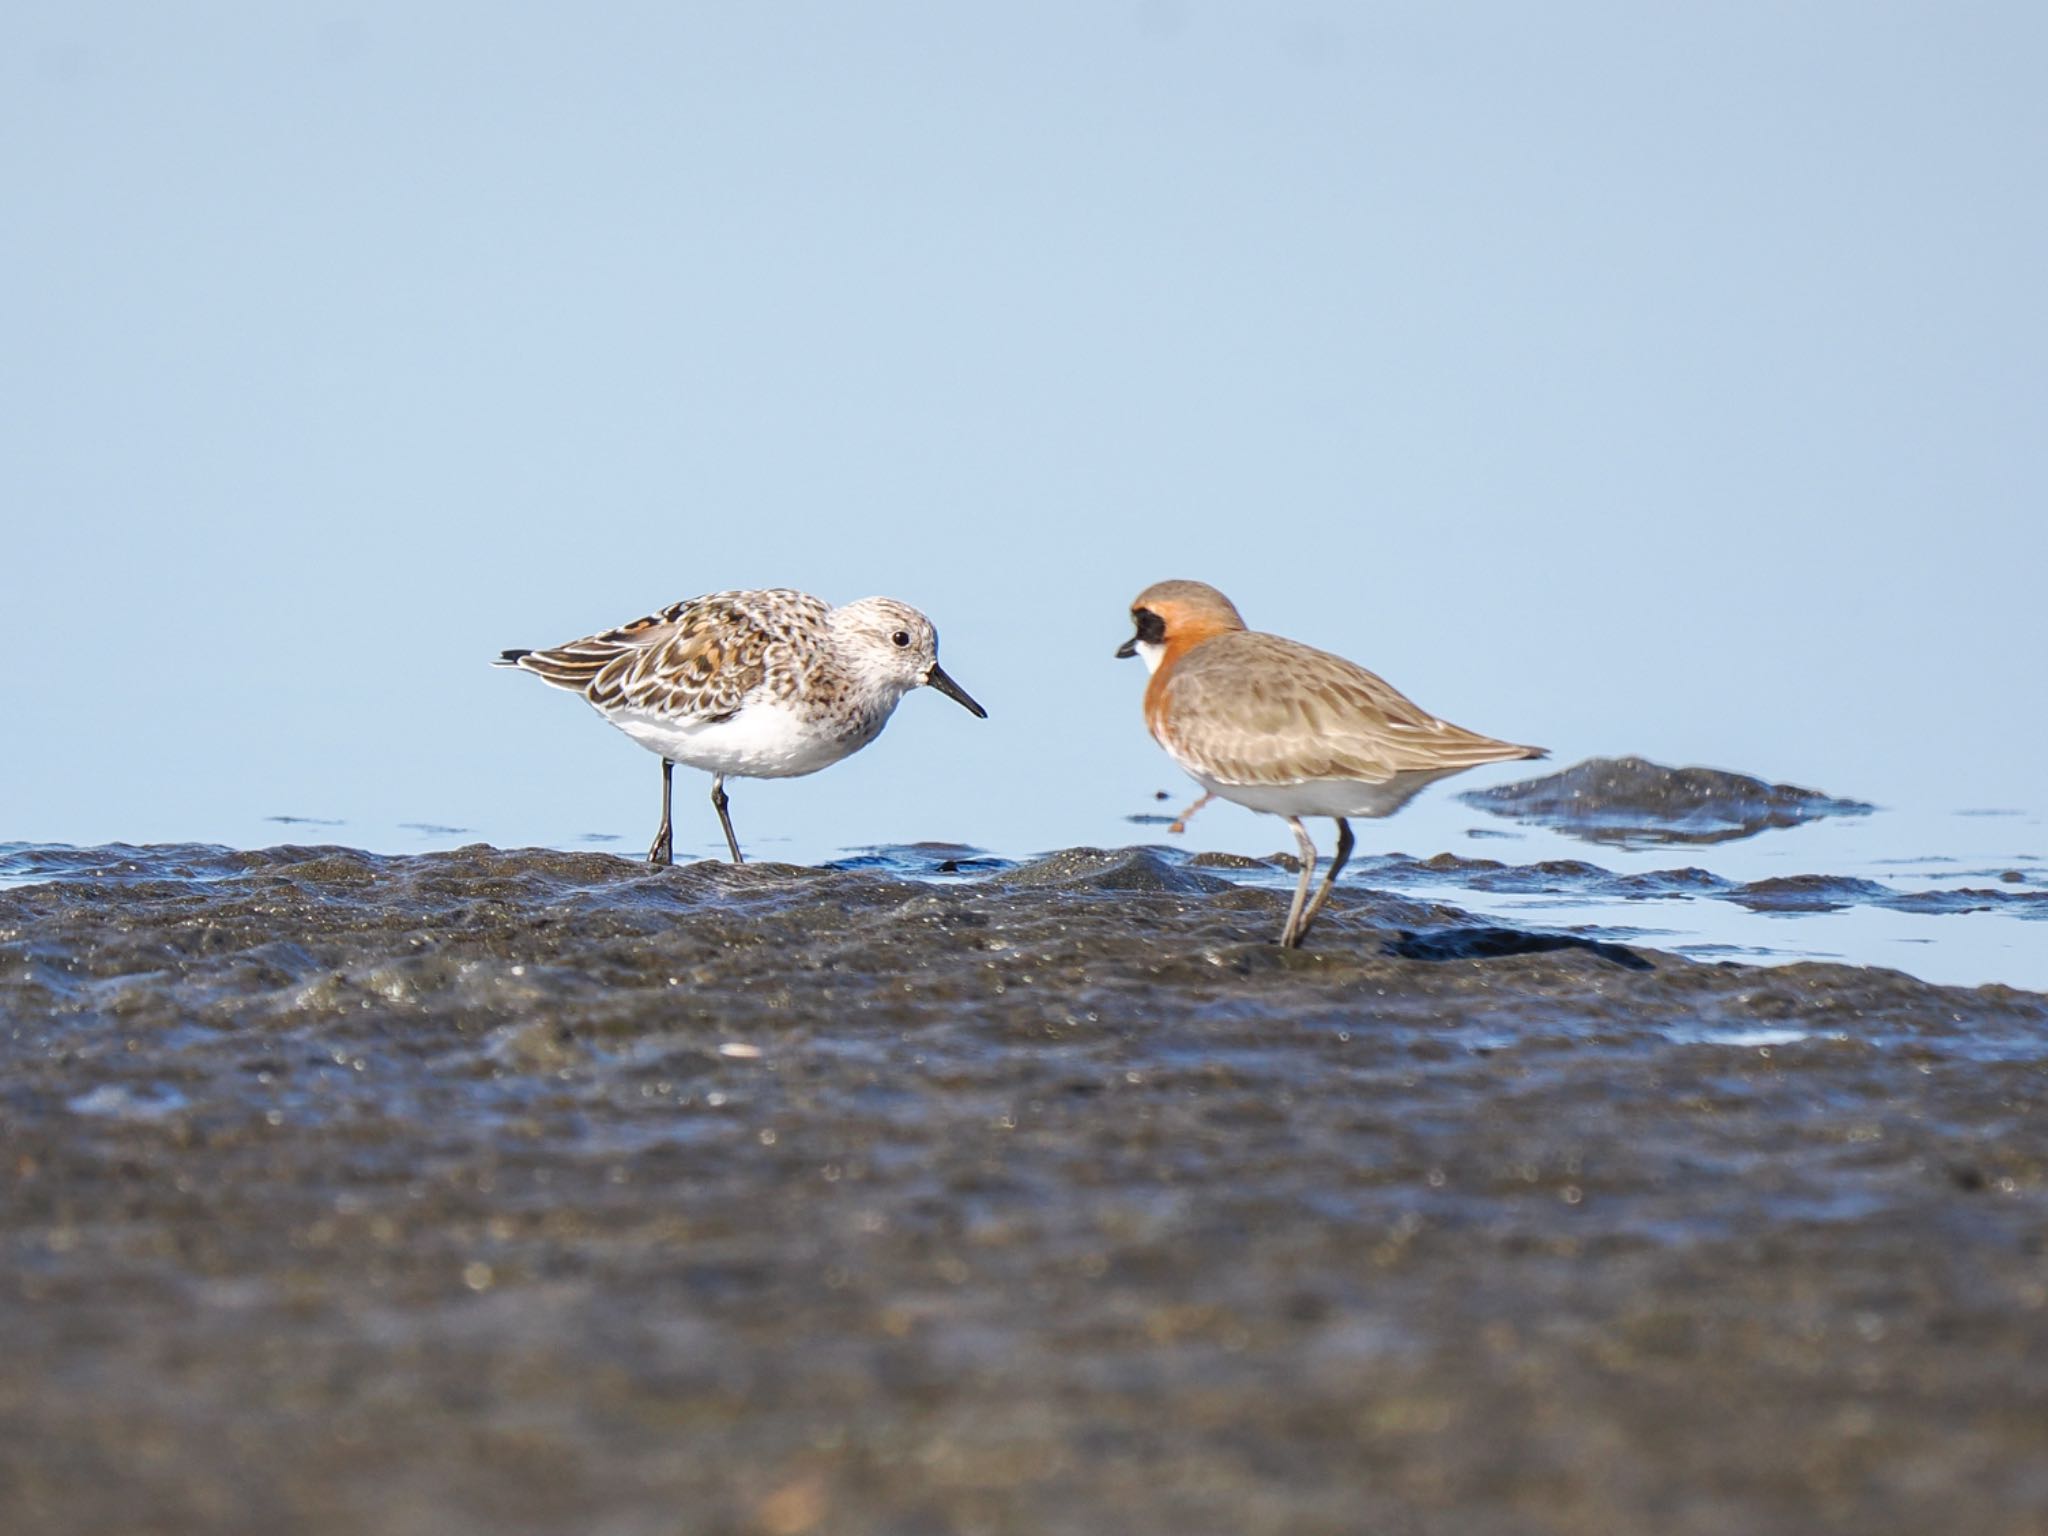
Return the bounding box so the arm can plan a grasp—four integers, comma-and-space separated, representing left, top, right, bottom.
1189, 767, 1467, 821
606, 699, 884, 780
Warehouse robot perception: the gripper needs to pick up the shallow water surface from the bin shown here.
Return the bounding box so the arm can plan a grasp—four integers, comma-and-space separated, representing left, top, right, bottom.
2, 842, 2045, 1535
213, 756, 2048, 991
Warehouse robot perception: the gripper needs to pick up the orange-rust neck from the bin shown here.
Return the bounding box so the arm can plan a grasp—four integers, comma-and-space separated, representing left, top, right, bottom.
1142, 621, 1233, 739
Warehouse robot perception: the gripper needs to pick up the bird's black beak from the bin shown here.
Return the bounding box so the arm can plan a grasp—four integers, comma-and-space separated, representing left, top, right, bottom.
925, 662, 987, 718
1115, 634, 1138, 660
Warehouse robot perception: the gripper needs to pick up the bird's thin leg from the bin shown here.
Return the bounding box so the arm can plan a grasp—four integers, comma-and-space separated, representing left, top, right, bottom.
711, 774, 744, 865
1296, 817, 1355, 945
647, 760, 675, 866
1279, 817, 1318, 948
1167, 791, 1215, 835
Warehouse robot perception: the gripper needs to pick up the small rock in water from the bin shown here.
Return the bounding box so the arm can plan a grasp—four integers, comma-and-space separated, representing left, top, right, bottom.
1461, 755, 1873, 847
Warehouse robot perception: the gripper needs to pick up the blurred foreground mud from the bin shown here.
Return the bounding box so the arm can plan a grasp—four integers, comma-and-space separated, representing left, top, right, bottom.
3, 843, 2046, 1536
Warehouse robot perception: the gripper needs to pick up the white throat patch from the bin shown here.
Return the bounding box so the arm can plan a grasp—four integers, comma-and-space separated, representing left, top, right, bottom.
1136, 639, 1166, 674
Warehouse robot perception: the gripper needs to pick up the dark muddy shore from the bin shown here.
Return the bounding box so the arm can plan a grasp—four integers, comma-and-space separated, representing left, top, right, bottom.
4, 843, 2047, 1536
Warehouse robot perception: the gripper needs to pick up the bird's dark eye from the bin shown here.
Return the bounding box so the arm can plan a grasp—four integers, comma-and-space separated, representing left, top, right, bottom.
892, 630, 912, 648
1133, 608, 1166, 644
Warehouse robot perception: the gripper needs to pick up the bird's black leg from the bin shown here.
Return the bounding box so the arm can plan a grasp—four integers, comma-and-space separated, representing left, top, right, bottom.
711, 774, 743, 864
647, 759, 675, 865
1296, 817, 1354, 945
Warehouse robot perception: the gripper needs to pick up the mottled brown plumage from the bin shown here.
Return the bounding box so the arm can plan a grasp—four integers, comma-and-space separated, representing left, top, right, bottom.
502, 590, 830, 721
499, 589, 984, 865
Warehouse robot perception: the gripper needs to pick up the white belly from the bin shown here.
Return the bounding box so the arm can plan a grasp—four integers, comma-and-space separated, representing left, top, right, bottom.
605, 700, 880, 780
1193, 767, 1465, 820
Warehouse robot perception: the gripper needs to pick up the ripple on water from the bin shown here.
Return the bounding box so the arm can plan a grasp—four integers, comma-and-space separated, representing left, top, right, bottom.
66, 1083, 191, 1121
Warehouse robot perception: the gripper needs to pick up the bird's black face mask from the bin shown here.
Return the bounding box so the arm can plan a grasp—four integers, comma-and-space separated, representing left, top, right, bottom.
1115, 607, 1165, 659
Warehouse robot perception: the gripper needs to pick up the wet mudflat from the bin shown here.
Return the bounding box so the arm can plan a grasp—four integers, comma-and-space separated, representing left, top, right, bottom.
3, 843, 2047, 1536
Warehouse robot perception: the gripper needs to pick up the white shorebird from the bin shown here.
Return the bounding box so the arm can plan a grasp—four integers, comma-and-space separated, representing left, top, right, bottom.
498, 588, 986, 864
1118, 579, 1544, 948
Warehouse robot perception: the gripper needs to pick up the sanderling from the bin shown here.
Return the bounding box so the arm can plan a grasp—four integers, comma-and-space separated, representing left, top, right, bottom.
1117, 579, 1544, 948
497, 589, 986, 864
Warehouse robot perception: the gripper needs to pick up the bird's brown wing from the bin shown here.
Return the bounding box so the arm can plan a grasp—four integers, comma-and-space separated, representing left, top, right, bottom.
1156, 631, 1543, 786
499, 589, 829, 721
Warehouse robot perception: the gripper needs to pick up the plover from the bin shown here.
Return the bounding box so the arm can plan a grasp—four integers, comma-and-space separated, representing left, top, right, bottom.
498, 589, 986, 864
1118, 579, 1544, 948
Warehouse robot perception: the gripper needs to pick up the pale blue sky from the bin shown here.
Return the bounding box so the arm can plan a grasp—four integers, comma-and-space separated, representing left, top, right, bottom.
5, 2, 2044, 865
